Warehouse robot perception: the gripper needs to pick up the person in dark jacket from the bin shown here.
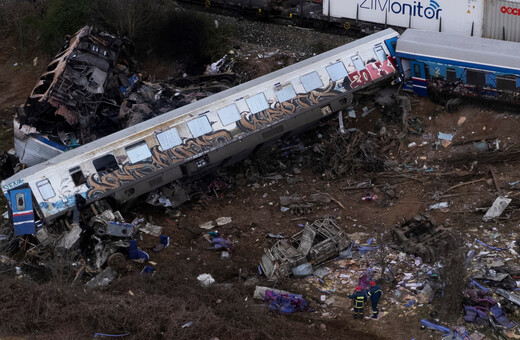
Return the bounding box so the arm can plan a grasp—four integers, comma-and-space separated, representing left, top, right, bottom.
368, 281, 382, 319
348, 286, 367, 319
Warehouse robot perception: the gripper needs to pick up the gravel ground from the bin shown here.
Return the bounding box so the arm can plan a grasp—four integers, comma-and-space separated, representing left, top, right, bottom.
210, 13, 356, 55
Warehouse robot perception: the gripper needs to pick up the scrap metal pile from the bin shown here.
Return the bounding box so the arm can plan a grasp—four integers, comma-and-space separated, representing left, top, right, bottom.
392, 214, 460, 263
14, 26, 239, 166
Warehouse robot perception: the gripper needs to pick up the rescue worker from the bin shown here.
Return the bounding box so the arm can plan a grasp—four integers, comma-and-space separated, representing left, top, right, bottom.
348, 286, 367, 319
368, 281, 382, 319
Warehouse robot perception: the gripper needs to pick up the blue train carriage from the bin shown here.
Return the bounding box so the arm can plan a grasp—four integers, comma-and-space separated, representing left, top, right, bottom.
1, 29, 399, 236
395, 29, 520, 104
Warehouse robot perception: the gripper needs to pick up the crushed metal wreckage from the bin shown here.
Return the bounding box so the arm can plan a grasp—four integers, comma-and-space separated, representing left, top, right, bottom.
14, 26, 239, 167
1, 204, 168, 286
260, 218, 350, 280
392, 214, 460, 263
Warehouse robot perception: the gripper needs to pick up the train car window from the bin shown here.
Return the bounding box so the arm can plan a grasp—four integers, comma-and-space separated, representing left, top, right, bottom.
326, 62, 348, 82
467, 70, 486, 86
413, 64, 421, 77
93, 154, 119, 174
351, 55, 366, 71
300, 72, 323, 92
36, 179, 56, 200
125, 141, 152, 164
373, 45, 387, 62
217, 104, 241, 126
157, 127, 182, 150
424, 65, 430, 79
275, 85, 297, 102
496, 76, 517, 91
15, 193, 25, 211
446, 68, 457, 82
187, 115, 212, 138
69, 166, 86, 186
246, 93, 269, 114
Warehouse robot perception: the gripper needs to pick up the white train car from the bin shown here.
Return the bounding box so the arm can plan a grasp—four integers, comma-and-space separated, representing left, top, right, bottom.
2, 29, 400, 236
323, 0, 520, 42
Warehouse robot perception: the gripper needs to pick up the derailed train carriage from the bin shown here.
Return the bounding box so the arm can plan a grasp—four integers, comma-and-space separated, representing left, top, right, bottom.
395, 29, 520, 106
1, 29, 400, 236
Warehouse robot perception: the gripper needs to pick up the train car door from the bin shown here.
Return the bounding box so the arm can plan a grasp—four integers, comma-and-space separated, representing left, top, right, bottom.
410, 61, 428, 97
8, 187, 36, 236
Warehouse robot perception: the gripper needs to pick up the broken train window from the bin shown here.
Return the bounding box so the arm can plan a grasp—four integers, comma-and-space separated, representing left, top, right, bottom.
466, 69, 486, 87
446, 68, 457, 82
69, 166, 86, 186
93, 154, 119, 175
496, 75, 517, 91
125, 141, 152, 164
275, 85, 297, 103
300, 72, 323, 92
217, 104, 241, 126
326, 62, 348, 82
187, 115, 212, 138
156, 127, 182, 150
36, 179, 56, 200
15, 193, 25, 211
245, 93, 269, 114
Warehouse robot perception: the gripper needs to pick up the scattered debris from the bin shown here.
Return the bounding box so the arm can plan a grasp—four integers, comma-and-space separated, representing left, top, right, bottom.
482, 196, 511, 222
260, 218, 349, 280
392, 214, 460, 263
197, 273, 215, 287
85, 267, 118, 289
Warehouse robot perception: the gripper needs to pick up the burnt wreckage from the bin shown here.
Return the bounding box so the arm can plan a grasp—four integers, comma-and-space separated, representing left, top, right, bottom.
15, 26, 139, 166
14, 26, 238, 167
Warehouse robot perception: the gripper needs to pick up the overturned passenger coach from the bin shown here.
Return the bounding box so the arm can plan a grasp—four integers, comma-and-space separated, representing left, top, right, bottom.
1, 29, 400, 236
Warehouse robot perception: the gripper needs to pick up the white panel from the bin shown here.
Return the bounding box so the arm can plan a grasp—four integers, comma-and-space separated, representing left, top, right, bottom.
217, 104, 241, 126
326, 62, 348, 81
245, 93, 269, 114
484, 0, 520, 42
324, 0, 483, 37
126, 142, 152, 163
187, 116, 212, 137
36, 179, 55, 200
300, 72, 323, 92
156, 128, 182, 150
275, 85, 297, 102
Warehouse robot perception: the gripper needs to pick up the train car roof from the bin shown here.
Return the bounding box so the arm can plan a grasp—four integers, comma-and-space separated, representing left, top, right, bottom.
3, 28, 399, 187
395, 29, 520, 72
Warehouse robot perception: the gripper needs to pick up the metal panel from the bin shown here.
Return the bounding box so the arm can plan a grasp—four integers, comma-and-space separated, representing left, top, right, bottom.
484, 0, 520, 42
323, 0, 483, 37
10, 188, 35, 236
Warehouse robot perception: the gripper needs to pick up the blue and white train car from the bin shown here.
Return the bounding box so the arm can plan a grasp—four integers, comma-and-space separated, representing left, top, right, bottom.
395, 29, 520, 103
1, 29, 399, 236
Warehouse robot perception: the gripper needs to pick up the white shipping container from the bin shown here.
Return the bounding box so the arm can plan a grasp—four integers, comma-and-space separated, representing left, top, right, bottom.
484, 0, 520, 41
323, 0, 484, 37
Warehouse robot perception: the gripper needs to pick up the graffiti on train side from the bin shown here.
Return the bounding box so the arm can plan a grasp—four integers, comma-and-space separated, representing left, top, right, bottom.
237, 59, 395, 132
85, 130, 233, 198
237, 81, 342, 131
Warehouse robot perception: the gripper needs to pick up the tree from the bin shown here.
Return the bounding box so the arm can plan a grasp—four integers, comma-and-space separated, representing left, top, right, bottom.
94, 0, 174, 39
0, 0, 43, 50
41, 0, 93, 53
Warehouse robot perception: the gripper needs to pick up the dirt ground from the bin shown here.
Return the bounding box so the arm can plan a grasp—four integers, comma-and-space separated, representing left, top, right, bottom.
1, 15, 520, 340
